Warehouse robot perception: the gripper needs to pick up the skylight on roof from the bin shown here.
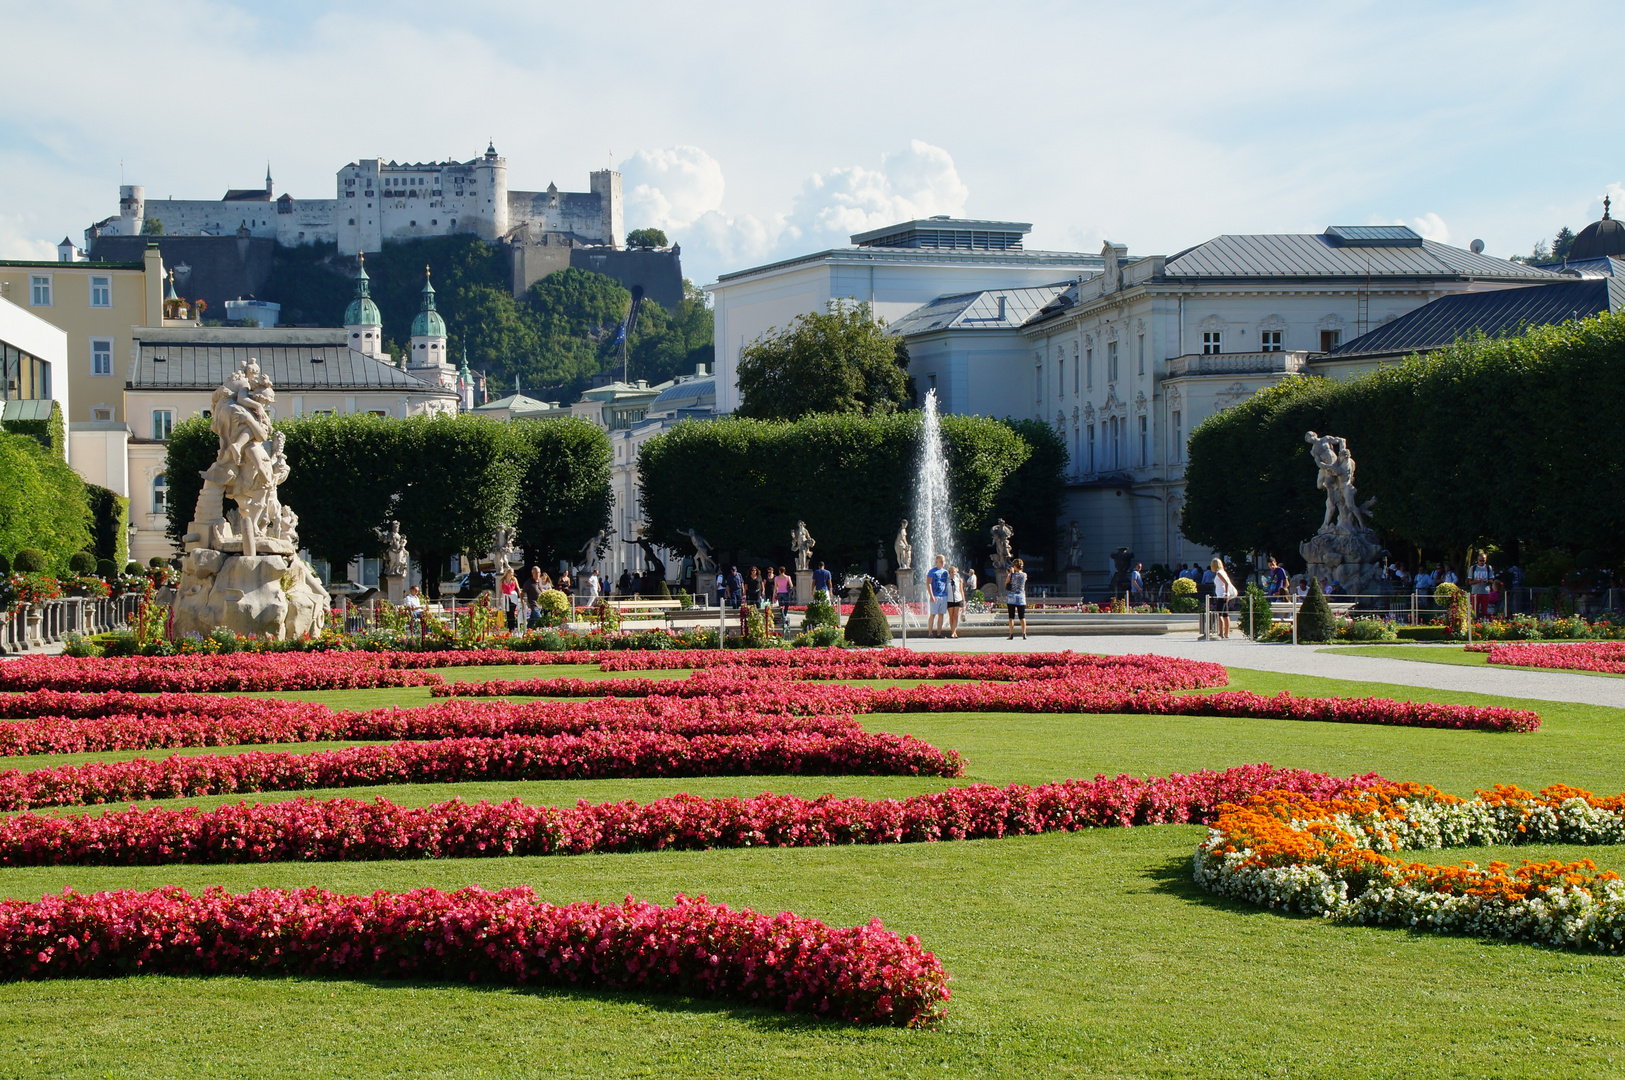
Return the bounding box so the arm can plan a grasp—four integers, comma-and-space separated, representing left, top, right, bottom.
1323, 225, 1423, 248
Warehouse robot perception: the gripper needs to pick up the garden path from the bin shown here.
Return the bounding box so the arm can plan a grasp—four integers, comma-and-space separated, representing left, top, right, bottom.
904, 633, 1625, 709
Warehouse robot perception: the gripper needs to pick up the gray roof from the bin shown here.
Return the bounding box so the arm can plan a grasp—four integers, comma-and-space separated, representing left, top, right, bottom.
129, 329, 451, 393
713, 245, 1104, 285
473, 392, 560, 415
1322, 280, 1622, 362
649, 375, 716, 409
1162, 231, 1557, 281
1543, 256, 1625, 278
888, 284, 1073, 337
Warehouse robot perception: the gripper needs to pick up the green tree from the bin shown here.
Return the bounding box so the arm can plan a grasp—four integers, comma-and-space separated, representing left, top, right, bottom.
736, 301, 911, 421
638, 412, 1029, 571
626, 280, 715, 387
991, 418, 1068, 570
843, 579, 892, 646
141, 217, 163, 235
276, 414, 403, 576
393, 415, 522, 595
625, 228, 668, 249
510, 418, 613, 569
0, 429, 91, 572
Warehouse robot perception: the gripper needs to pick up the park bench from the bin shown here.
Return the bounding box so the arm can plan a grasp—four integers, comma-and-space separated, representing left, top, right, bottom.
599, 597, 683, 631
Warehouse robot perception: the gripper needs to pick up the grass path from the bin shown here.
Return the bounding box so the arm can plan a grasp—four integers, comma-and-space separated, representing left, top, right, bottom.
0, 660, 1620, 1079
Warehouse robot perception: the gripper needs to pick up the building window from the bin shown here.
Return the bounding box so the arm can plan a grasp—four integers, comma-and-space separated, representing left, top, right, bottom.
1202, 331, 1223, 355
90, 276, 111, 307
1260, 331, 1282, 352
1107, 341, 1118, 382
91, 338, 113, 376
1172, 410, 1183, 462
1112, 416, 1123, 469
1057, 355, 1065, 397
92, 406, 113, 421
1034, 363, 1043, 404
1072, 344, 1079, 395
1137, 334, 1145, 375
1086, 347, 1093, 389
29, 276, 51, 306
1320, 329, 1341, 351
152, 410, 173, 441
1138, 415, 1148, 466
1087, 424, 1095, 473
152, 474, 167, 513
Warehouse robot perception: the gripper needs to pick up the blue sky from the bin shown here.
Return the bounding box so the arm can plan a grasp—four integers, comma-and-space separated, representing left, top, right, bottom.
1, 0, 1617, 285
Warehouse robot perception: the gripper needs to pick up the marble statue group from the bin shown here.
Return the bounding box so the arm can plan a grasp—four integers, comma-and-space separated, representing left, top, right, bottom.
1299, 431, 1384, 594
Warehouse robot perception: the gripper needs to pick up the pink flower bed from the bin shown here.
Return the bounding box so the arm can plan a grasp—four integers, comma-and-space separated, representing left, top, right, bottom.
1485, 642, 1625, 674
0, 886, 948, 1026
0, 764, 1379, 867
0, 730, 962, 811
0, 654, 447, 693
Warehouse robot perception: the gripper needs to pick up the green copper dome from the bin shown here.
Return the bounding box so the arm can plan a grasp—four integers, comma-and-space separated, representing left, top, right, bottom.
410, 267, 447, 338
343, 256, 382, 327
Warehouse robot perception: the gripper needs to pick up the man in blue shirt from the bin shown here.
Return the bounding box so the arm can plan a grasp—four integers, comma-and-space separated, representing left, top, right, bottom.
811, 560, 833, 600
1266, 557, 1289, 597
926, 554, 950, 638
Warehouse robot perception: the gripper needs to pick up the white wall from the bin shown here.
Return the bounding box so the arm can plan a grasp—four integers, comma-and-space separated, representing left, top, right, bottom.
0, 294, 70, 459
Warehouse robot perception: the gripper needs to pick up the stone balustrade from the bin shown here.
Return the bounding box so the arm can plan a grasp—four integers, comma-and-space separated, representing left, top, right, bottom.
0, 595, 143, 655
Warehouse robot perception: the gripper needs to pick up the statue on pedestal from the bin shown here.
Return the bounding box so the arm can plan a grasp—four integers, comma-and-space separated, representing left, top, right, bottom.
488, 525, 521, 578
174, 358, 328, 640
381, 522, 409, 579
894, 520, 912, 571
990, 518, 1014, 572
682, 528, 715, 573
791, 520, 816, 572
1064, 521, 1083, 570
1299, 431, 1385, 594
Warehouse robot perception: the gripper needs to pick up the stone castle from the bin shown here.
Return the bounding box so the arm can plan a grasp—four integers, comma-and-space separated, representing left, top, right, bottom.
86, 143, 623, 257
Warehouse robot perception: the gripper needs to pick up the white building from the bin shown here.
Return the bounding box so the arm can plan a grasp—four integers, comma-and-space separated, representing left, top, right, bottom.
707, 218, 1103, 414
0, 294, 71, 458
1015, 226, 1557, 582
88, 146, 623, 256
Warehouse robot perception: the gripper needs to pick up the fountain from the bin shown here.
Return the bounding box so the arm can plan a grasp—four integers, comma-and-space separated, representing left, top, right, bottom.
911, 389, 956, 582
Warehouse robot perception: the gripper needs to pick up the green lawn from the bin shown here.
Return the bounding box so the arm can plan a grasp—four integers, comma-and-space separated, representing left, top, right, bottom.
1328, 644, 1625, 678
0, 663, 1620, 1079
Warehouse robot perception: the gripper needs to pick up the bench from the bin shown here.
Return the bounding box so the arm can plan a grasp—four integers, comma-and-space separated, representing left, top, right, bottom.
1268, 601, 1359, 618
598, 597, 683, 631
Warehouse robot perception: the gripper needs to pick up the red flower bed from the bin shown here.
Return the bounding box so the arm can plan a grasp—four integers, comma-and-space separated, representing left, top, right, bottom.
1485, 642, 1625, 674
0, 654, 447, 694
0, 885, 948, 1026
0, 730, 962, 810
0, 764, 1379, 867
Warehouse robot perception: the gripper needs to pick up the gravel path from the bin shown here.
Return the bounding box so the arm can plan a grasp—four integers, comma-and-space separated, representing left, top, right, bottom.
899, 632, 1625, 709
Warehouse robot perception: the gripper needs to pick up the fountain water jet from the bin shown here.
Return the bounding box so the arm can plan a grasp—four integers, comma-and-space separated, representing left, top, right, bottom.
911, 389, 956, 583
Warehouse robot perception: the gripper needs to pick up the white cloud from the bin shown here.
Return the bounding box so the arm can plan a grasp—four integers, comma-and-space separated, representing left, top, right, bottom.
623, 140, 970, 281
0, 216, 60, 261
1369, 212, 1450, 244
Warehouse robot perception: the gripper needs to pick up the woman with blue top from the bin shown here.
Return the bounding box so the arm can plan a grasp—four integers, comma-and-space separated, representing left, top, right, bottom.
1005, 557, 1028, 640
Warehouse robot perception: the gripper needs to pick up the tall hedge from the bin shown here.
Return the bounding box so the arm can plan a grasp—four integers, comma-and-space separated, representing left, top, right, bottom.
164, 413, 607, 586
1, 400, 65, 458
0, 428, 90, 572
1182, 312, 1625, 566
993, 418, 1069, 569
637, 412, 1033, 571
84, 484, 129, 570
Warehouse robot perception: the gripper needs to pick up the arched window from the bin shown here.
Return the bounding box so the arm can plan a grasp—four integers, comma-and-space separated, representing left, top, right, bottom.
152, 474, 167, 514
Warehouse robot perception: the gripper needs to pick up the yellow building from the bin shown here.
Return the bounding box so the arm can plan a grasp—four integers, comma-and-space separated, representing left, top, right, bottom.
0, 245, 167, 426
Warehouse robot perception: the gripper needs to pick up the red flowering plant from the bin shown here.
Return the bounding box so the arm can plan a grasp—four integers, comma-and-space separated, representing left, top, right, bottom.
5, 572, 63, 607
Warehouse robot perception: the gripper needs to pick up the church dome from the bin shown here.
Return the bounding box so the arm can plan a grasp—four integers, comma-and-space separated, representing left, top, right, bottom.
1570, 196, 1625, 260
410, 267, 446, 338
343, 256, 381, 327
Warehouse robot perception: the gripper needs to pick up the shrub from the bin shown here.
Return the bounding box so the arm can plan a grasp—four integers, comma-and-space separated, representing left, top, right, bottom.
60, 632, 103, 658
1397, 625, 1452, 641
1337, 616, 1399, 642
1168, 576, 1198, 613
1297, 578, 1336, 643
68, 551, 96, 575
0, 553, 8, 576
13, 549, 48, 573
1241, 584, 1274, 640
124, 561, 143, 575
208, 626, 242, 654
535, 589, 572, 628
844, 580, 892, 647
803, 591, 840, 631
795, 624, 847, 649
100, 630, 139, 657
148, 557, 168, 569
95, 559, 117, 579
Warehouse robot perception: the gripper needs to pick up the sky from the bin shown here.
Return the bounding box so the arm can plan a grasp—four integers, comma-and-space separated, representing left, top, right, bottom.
2, 0, 1620, 287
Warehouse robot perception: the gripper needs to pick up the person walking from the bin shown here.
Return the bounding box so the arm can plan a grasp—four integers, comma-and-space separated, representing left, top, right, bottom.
966, 567, 978, 597
583, 569, 601, 608
1265, 557, 1288, 598
1209, 557, 1236, 639
727, 566, 744, 609
498, 568, 520, 631
1129, 562, 1145, 606
926, 554, 950, 637
743, 566, 763, 634
946, 564, 965, 638
773, 565, 793, 625
1005, 557, 1029, 640
556, 569, 571, 600
1468, 550, 1496, 617
522, 567, 543, 627
811, 560, 833, 601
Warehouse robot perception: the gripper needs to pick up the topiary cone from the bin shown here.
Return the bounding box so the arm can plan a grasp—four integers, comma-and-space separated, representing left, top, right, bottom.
1297, 577, 1336, 643
843, 579, 893, 647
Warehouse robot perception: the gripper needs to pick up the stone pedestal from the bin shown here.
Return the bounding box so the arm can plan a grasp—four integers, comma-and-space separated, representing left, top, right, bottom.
1064, 569, 1083, 597
795, 569, 814, 605
24, 606, 43, 650
173, 548, 328, 640
384, 575, 407, 605
1300, 526, 1384, 595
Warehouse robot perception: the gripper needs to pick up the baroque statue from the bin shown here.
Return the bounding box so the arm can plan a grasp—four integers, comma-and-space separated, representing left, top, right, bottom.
681, 528, 715, 572
1300, 431, 1385, 594
488, 525, 521, 578
381, 522, 409, 578
894, 520, 912, 571
1064, 520, 1083, 570
990, 518, 1014, 571
173, 358, 328, 639
791, 520, 816, 572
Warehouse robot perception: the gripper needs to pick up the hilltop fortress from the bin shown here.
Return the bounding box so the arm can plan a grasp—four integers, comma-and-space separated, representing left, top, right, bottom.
87, 143, 622, 256
83, 144, 683, 311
